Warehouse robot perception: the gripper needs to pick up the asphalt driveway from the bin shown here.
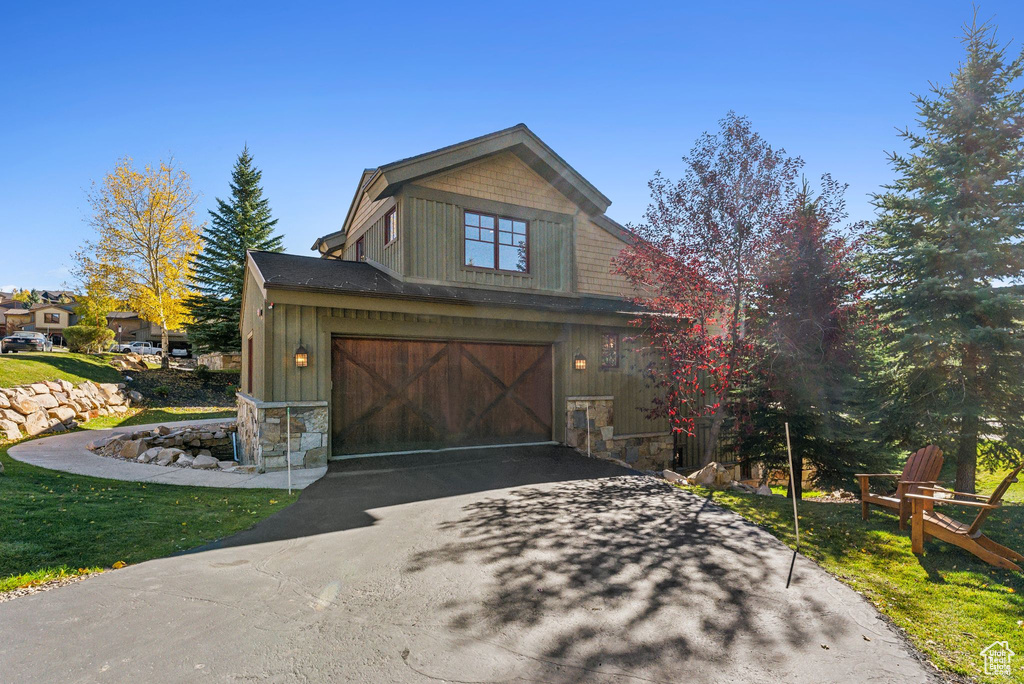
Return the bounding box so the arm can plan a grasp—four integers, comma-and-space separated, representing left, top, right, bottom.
0, 446, 935, 683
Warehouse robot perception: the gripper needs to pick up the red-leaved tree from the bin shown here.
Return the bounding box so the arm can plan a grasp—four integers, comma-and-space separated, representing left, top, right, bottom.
616, 113, 801, 465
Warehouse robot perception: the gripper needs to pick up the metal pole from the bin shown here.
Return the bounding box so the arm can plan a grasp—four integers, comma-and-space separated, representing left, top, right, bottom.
586, 405, 591, 457
785, 422, 800, 588
286, 406, 292, 495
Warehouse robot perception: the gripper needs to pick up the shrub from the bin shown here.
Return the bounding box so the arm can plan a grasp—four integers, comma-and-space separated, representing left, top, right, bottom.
64, 325, 115, 353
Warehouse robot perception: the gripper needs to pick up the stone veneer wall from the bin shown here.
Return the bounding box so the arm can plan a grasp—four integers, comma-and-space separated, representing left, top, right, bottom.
236, 392, 328, 471
565, 396, 674, 471
197, 352, 242, 371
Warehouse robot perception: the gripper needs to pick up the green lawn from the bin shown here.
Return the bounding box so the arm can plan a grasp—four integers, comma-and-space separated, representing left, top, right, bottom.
83, 406, 236, 430
681, 473, 1024, 683
0, 410, 291, 594
0, 352, 121, 386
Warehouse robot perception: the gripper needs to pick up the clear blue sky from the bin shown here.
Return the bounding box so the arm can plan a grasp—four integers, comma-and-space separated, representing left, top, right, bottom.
2, 1, 1022, 290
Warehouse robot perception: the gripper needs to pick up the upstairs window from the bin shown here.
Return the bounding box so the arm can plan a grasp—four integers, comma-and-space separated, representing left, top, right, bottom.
464, 210, 528, 272
601, 333, 620, 369
384, 207, 398, 245
43, 313, 60, 324
355, 236, 366, 261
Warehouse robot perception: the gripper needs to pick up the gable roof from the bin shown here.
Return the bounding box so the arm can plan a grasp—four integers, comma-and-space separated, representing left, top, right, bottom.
249, 251, 640, 316
313, 124, 632, 253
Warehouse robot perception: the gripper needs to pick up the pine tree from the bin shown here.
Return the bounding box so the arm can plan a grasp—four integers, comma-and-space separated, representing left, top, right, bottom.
740, 178, 883, 496
186, 146, 283, 352
868, 15, 1024, 492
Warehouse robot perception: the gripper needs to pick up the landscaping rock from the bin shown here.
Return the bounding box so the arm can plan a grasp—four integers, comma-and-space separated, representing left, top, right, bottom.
29, 383, 50, 395
217, 460, 235, 469
192, 454, 219, 469
47, 406, 76, 423
756, 484, 773, 496
23, 411, 51, 436
33, 393, 59, 410
2, 409, 25, 425
44, 381, 62, 393
175, 453, 195, 467
119, 440, 146, 460
729, 481, 756, 494
0, 393, 9, 409
155, 448, 182, 466
8, 394, 40, 415
662, 469, 688, 484
689, 462, 733, 488
0, 419, 21, 440
138, 447, 162, 463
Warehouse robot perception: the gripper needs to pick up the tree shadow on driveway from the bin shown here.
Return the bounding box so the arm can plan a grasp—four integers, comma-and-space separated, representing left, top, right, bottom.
403, 476, 898, 683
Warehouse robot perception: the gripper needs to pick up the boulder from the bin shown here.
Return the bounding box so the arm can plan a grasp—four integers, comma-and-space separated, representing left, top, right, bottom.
688, 462, 733, 488
119, 439, 146, 460
1, 409, 25, 425
23, 411, 51, 436
127, 390, 143, 403
45, 421, 66, 434
51, 392, 69, 405
0, 392, 9, 409
29, 383, 50, 395
158, 425, 172, 436
8, 393, 40, 415
57, 379, 74, 393
729, 481, 757, 494
217, 460, 235, 469
86, 434, 121, 451
756, 484, 773, 496
662, 469, 688, 484
44, 381, 62, 393
48, 406, 75, 422
0, 419, 21, 440
196, 449, 212, 458
155, 448, 182, 466
192, 454, 219, 469
138, 447, 162, 464
176, 453, 195, 467
33, 393, 59, 410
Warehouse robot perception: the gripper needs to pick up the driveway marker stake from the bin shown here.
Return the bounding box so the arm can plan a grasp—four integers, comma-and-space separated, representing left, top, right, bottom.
286, 406, 292, 495
785, 421, 799, 588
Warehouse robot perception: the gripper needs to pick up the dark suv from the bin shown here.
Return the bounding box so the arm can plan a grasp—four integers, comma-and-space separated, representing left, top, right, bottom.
1, 332, 53, 353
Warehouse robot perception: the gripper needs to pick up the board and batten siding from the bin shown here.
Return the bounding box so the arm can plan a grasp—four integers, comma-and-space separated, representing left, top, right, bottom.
403, 191, 573, 294
564, 324, 669, 436
240, 269, 268, 399
341, 201, 402, 273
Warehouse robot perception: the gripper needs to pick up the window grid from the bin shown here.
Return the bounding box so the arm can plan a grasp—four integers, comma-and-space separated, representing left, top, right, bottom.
384, 207, 398, 245
463, 210, 528, 273
601, 333, 620, 369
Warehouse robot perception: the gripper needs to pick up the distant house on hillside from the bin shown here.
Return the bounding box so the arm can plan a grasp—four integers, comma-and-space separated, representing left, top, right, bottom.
3, 303, 78, 345
105, 311, 190, 354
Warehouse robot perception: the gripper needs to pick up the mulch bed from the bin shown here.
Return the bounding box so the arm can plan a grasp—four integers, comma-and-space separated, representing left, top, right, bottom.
123, 368, 239, 407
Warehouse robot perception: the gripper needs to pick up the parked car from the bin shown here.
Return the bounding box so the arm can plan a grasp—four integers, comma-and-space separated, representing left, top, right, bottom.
170, 347, 190, 358
113, 341, 162, 355
1, 332, 53, 353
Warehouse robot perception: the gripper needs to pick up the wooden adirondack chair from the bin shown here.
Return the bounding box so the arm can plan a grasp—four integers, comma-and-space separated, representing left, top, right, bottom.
857, 445, 944, 530
906, 462, 1024, 571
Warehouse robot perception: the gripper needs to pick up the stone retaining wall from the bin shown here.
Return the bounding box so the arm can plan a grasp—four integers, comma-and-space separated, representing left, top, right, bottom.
565, 396, 673, 471
197, 352, 242, 371
0, 380, 139, 440
236, 393, 328, 471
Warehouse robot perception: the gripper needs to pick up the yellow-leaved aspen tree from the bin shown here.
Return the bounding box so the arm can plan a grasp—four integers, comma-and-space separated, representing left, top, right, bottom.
78, 157, 203, 367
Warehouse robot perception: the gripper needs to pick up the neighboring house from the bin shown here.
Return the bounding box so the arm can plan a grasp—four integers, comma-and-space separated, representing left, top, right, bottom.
4, 303, 78, 346
106, 312, 190, 353
238, 124, 673, 471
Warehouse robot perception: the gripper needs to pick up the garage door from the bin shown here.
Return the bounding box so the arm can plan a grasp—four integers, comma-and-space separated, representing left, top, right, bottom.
331, 338, 553, 455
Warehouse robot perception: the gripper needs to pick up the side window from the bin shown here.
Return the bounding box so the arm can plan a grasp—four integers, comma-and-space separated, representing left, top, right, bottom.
384, 207, 398, 245
355, 236, 366, 261
601, 333, 620, 369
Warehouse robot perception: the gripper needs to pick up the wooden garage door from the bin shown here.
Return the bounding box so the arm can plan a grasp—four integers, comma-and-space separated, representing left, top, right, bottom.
331, 338, 553, 454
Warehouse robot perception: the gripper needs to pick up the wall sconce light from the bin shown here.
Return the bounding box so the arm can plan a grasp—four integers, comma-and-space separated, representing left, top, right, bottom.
573, 350, 587, 371
295, 343, 308, 368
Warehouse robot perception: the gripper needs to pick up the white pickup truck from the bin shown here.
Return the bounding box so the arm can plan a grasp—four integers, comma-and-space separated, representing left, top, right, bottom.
115, 341, 162, 355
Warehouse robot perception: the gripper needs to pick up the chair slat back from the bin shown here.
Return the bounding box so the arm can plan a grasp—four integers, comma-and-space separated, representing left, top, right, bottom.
968, 461, 1024, 537
901, 445, 944, 495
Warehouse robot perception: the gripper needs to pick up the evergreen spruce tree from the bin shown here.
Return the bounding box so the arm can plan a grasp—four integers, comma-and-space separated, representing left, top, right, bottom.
868, 16, 1024, 492
186, 146, 283, 352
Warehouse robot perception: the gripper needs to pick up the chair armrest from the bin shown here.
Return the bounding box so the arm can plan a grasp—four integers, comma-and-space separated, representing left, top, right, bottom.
905, 493, 999, 509
920, 486, 989, 500
855, 473, 900, 479
899, 480, 940, 485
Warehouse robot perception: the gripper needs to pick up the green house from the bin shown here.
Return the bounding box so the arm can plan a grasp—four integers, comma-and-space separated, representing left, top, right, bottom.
238, 124, 673, 470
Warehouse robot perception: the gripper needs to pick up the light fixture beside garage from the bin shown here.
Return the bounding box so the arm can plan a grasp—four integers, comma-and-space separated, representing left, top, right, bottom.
295, 343, 308, 368
573, 350, 587, 371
